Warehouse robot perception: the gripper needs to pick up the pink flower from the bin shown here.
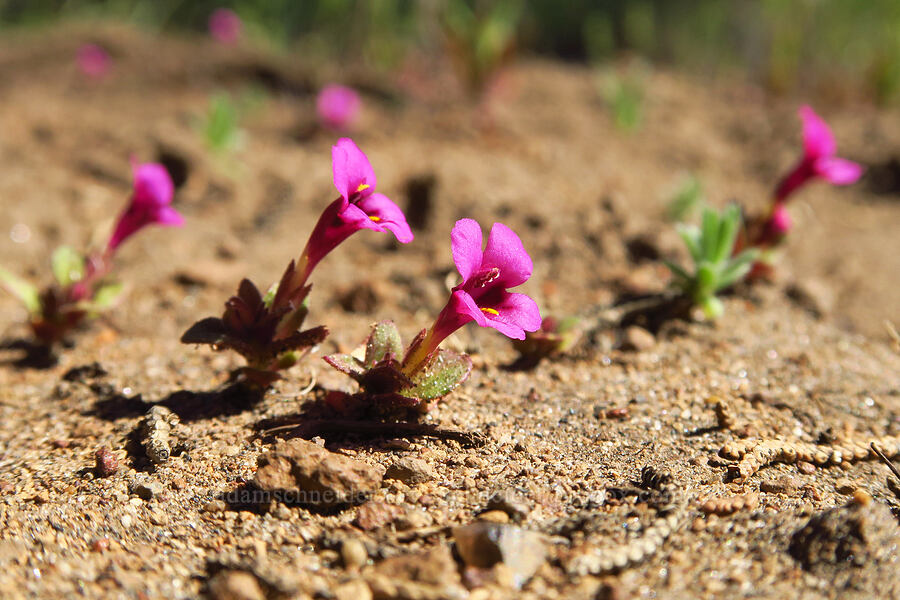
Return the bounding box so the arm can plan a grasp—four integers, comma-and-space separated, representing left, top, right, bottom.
774, 106, 864, 202
404, 219, 541, 373
208, 8, 242, 45
77, 44, 111, 79
316, 85, 361, 131
295, 138, 413, 284
107, 163, 184, 252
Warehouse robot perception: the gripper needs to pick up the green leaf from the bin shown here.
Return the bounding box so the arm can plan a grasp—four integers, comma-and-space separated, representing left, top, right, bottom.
323, 353, 366, 378
676, 224, 702, 264
364, 320, 403, 368
718, 249, 759, 290
91, 282, 124, 310
51, 246, 84, 287
699, 207, 720, 261
663, 260, 691, 290
263, 282, 278, 308
712, 204, 741, 264
403, 349, 472, 401
0, 267, 40, 313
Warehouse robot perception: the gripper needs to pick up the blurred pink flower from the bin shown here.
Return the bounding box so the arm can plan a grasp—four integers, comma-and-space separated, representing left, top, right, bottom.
316, 85, 361, 131
774, 106, 864, 202
77, 44, 111, 79
107, 162, 183, 252
296, 138, 412, 283
208, 8, 242, 45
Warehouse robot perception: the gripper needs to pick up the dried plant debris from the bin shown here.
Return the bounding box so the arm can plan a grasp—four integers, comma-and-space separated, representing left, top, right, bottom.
141, 405, 180, 465
557, 466, 687, 576
720, 435, 900, 480
699, 492, 759, 515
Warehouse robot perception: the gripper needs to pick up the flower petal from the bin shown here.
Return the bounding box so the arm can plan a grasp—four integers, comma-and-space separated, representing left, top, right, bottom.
813, 156, 864, 185
482, 292, 542, 339
132, 163, 174, 209
357, 192, 414, 243
448, 289, 487, 327
800, 105, 836, 160
154, 205, 185, 227
332, 138, 377, 201
481, 222, 533, 288
451, 218, 484, 282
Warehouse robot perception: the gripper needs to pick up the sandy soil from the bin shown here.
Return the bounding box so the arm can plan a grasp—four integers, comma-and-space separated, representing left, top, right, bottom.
0, 24, 899, 600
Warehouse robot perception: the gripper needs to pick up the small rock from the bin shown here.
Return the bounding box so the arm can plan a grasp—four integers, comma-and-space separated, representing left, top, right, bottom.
453, 522, 547, 590
334, 579, 372, 600
797, 461, 816, 475
372, 545, 461, 589
759, 475, 800, 495
835, 479, 858, 495
208, 570, 265, 600
91, 538, 110, 552
485, 488, 530, 522
477, 510, 510, 524
620, 326, 655, 352
253, 438, 384, 508
129, 477, 164, 500
355, 500, 405, 530
394, 508, 433, 530
341, 538, 368, 569
384, 457, 435, 485
204, 499, 228, 513
94, 447, 119, 477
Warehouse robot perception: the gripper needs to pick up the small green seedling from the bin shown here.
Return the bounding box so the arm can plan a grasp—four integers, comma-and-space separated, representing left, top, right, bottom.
665, 205, 758, 319
197, 93, 245, 154
666, 174, 703, 222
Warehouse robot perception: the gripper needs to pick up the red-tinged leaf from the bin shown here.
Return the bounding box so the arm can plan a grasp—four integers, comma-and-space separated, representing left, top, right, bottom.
323, 353, 366, 378
180, 317, 228, 345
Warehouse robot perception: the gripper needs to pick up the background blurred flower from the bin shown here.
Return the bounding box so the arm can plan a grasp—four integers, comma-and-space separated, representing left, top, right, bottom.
316, 85, 361, 131
208, 8, 242, 45
76, 44, 111, 79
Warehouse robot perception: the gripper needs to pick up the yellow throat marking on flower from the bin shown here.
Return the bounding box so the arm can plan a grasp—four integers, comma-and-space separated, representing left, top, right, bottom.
369, 216, 381, 222
356, 183, 371, 192
480, 307, 499, 316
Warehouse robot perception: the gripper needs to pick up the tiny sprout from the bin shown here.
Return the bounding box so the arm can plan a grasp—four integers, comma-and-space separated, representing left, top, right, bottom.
665, 205, 758, 319
198, 93, 244, 155
442, 0, 522, 98
1, 162, 182, 349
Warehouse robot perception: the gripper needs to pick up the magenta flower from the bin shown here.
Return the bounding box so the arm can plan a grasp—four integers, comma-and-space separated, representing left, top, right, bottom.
774, 106, 864, 202
77, 44, 111, 79
317, 85, 361, 131
107, 163, 184, 252
294, 139, 413, 285
208, 8, 242, 45
404, 219, 541, 373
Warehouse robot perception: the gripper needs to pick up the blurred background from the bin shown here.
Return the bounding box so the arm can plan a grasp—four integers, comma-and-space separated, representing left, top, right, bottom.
1, 0, 899, 105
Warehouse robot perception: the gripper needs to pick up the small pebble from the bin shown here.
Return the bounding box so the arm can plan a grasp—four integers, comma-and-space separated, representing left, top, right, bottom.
341, 538, 368, 569
94, 447, 119, 478
797, 461, 816, 475
835, 479, 857, 495
208, 570, 265, 600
